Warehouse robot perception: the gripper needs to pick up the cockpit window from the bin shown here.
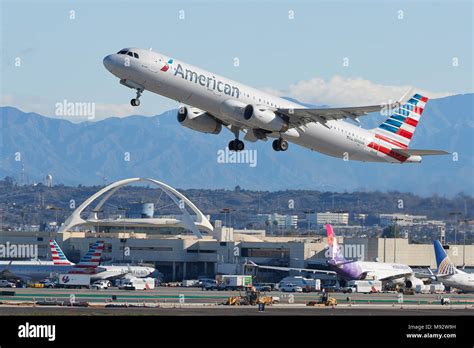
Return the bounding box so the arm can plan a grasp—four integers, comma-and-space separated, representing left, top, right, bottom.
117, 50, 127, 54
127, 52, 133, 57
133, 53, 139, 59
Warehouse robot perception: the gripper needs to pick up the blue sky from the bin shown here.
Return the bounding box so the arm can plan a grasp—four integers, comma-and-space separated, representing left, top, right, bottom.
1, 0, 472, 120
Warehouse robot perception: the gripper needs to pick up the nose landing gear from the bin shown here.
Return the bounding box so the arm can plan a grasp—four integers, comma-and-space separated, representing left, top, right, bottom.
272, 138, 288, 151
130, 88, 143, 106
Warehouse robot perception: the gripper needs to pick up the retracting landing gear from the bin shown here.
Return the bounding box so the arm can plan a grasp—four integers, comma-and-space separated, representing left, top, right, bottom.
272, 138, 288, 152
130, 88, 143, 106
229, 139, 245, 151
228, 127, 245, 152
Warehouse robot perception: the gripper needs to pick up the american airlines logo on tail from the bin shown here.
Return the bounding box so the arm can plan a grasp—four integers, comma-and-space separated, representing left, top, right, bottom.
49, 240, 73, 265
69, 240, 105, 274
377, 93, 428, 146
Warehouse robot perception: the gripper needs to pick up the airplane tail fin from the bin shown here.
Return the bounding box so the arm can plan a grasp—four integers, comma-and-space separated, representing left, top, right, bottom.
372, 93, 428, 148
433, 240, 458, 276
326, 224, 346, 262
49, 240, 73, 265
69, 240, 105, 274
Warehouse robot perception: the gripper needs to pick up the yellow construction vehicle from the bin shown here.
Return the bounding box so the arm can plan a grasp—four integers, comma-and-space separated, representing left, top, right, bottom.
224, 286, 279, 306
307, 292, 337, 306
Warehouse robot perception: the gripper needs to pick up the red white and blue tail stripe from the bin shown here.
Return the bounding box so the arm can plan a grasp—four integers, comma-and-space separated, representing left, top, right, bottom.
49, 240, 73, 265
69, 240, 105, 274
376, 93, 428, 147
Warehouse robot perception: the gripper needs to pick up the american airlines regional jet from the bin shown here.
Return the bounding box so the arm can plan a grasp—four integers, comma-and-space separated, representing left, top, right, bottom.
103, 48, 448, 163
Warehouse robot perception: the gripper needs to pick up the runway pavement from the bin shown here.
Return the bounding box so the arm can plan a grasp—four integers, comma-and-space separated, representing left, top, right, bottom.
1, 287, 473, 315
2, 287, 474, 303
0, 304, 472, 316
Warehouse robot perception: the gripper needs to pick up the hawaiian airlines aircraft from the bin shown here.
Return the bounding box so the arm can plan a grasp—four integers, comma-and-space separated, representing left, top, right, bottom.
433, 240, 474, 292
248, 224, 424, 288
103, 48, 448, 163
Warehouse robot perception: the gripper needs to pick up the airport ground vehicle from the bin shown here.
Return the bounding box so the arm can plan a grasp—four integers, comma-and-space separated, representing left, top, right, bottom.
308, 292, 337, 306
343, 280, 382, 293
254, 283, 273, 292
430, 284, 445, 294
28, 282, 44, 288
202, 279, 219, 290
0, 280, 16, 288
279, 283, 303, 293
92, 280, 111, 290
224, 287, 280, 306
217, 275, 253, 291
40, 279, 57, 288
122, 277, 155, 290
279, 276, 321, 292
57, 274, 91, 289
182, 279, 200, 287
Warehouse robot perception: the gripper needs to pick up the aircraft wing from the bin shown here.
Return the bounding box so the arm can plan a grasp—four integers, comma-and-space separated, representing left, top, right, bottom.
277, 90, 412, 127
246, 260, 336, 275
377, 272, 414, 282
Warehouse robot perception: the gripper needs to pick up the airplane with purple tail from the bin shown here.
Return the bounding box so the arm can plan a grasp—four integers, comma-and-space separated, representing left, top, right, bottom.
247, 224, 424, 288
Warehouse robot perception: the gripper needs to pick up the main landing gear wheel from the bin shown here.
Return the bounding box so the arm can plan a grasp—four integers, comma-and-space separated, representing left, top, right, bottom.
228, 139, 245, 151
130, 88, 143, 107
272, 138, 288, 151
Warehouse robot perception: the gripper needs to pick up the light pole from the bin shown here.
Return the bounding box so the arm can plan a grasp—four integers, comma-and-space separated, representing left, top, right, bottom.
391, 217, 403, 263
459, 219, 469, 267
46, 205, 63, 237
93, 209, 103, 234
220, 208, 235, 228
304, 210, 314, 234
449, 212, 462, 244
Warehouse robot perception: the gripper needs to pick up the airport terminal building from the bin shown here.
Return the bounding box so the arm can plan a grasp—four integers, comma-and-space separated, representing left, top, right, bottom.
1, 178, 472, 282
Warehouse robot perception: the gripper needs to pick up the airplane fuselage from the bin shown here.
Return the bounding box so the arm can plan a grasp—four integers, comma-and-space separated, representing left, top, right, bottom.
439, 272, 474, 292
0, 262, 154, 281
103, 48, 423, 163
329, 259, 413, 281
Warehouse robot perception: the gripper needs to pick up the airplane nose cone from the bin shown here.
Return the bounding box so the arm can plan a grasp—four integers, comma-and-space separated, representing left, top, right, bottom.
103, 55, 114, 72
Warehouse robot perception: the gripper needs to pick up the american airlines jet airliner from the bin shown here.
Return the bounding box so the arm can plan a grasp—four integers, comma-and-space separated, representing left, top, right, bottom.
103, 48, 448, 163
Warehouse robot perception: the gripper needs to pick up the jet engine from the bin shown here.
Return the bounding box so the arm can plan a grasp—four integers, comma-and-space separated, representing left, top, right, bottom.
404, 276, 424, 289
243, 105, 288, 132
177, 106, 222, 134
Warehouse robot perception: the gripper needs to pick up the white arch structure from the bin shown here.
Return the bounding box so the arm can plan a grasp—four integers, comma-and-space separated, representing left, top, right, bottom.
59, 178, 213, 238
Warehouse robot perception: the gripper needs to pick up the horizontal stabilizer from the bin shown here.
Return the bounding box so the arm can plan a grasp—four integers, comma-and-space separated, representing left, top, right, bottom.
391, 149, 450, 157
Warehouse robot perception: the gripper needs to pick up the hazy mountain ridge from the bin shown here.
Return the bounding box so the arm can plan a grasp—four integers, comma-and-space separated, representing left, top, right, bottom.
1, 93, 473, 196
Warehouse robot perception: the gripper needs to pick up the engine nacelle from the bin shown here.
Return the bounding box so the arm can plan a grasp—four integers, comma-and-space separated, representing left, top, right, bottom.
243, 105, 288, 132
177, 106, 222, 134
405, 276, 424, 289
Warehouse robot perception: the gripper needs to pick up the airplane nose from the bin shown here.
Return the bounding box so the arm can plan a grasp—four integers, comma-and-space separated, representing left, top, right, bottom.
103, 54, 114, 72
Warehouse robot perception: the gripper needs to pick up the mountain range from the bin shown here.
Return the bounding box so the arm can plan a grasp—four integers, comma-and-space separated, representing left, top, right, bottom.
0, 93, 473, 196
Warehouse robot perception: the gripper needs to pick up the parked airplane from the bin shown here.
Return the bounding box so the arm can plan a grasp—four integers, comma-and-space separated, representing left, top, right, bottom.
247, 224, 424, 288
0, 240, 105, 281
50, 240, 155, 279
103, 48, 448, 163
433, 240, 474, 292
